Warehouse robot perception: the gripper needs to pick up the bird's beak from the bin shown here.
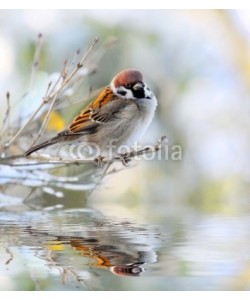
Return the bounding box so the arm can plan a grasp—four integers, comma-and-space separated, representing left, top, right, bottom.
133, 82, 144, 91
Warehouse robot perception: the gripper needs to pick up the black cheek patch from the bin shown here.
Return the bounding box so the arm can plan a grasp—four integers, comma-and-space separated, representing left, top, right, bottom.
132, 89, 145, 99
117, 90, 127, 96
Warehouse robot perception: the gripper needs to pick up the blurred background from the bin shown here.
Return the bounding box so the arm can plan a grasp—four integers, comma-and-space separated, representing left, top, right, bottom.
1, 9, 250, 291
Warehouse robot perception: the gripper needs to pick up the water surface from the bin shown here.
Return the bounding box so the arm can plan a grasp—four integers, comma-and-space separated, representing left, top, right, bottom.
1, 203, 250, 290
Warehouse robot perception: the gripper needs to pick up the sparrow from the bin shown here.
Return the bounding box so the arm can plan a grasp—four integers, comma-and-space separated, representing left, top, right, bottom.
25, 69, 157, 158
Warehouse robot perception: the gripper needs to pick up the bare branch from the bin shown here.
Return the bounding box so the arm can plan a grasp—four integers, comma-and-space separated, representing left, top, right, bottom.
56, 37, 99, 93
29, 33, 43, 92
4, 37, 99, 150
86, 160, 112, 201
29, 94, 58, 148
1, 136, 166, 168
0, 92, 11, 154
5, 100, 46, 149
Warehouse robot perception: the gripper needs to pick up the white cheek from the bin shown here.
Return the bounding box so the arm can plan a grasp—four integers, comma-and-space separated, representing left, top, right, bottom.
110, 81, 136, 99
117, 86, 134, 99
125, 89, 134, 99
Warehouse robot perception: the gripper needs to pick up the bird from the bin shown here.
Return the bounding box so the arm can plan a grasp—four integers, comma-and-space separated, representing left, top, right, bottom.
25, 69, 157, 160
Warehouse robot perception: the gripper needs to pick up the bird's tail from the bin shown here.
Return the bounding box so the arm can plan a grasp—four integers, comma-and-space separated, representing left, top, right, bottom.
25, 135, 64, 156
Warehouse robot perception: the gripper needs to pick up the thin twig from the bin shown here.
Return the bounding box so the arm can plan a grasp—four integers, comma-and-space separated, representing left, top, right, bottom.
23, 187, 37, 204
29, 85, 62, 148
5, 99, 46, 149
29, 33, 43, 92
44, 61, 67, 100
0, 92, 11, 155
52, 37, 99, 96
85, 160, 112, 201
29, 60, 70, 147
29, 39, 98, 147
4, 37, 99, 150
0, 92, 10, 135
56, 86, 103, 110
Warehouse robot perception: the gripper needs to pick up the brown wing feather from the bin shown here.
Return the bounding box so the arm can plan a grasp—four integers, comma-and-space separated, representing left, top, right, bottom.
68, 87, 114, 133
25, 87, 116, 156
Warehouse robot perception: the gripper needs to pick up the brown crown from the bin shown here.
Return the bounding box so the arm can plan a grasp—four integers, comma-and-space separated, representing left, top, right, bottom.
112, 69, 143, 87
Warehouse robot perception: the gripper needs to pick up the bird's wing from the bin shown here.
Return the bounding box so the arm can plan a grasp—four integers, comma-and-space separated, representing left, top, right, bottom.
59, 87, 128, 136
25, 87, 132, 156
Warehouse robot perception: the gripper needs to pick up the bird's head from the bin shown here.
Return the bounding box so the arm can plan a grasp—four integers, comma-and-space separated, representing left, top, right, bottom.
110, 69, 153, 100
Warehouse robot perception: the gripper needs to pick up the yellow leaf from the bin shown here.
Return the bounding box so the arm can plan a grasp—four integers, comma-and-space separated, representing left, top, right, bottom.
42, 111, 65, 131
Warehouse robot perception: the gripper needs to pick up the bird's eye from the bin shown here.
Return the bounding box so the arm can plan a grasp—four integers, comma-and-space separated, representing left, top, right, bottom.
125, 83, 132, 89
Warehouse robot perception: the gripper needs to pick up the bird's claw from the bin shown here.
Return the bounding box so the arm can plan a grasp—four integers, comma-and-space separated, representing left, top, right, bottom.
118, 154, 131, 167
94, 155, 105, 167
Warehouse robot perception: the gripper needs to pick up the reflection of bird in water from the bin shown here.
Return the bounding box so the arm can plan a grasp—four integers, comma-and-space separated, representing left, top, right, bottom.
68, 238, 157, 277
23, 220, 158, 278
